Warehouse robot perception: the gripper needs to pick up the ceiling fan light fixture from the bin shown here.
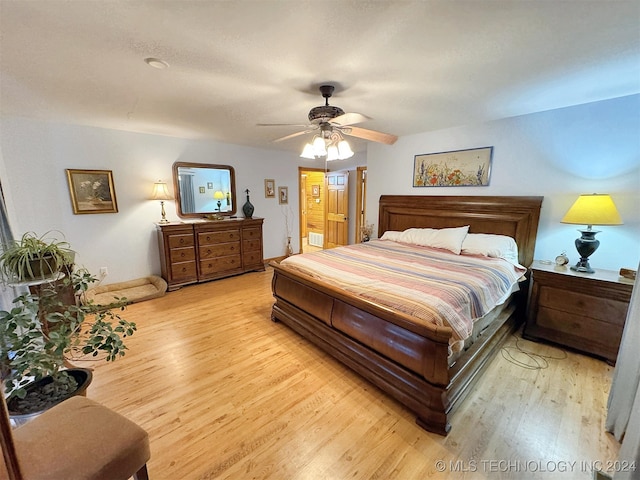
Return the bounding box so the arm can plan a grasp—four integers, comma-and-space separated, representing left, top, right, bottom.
326, 145, 340, 161
312, 136, 327, 157
300, 143, 315, 159
337, 139, 354, 160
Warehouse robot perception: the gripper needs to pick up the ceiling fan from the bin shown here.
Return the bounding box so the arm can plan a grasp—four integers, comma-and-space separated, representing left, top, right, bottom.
258, 85, 398, 150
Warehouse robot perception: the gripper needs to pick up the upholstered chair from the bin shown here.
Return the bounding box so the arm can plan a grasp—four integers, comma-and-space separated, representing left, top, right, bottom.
1, 394, 150, 480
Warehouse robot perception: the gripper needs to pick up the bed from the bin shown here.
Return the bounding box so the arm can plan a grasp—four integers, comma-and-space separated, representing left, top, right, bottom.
270, 195, 543, 435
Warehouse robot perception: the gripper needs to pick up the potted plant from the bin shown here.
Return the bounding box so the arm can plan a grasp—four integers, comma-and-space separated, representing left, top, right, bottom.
0, 237, 136, 424
0, 231, 75, 283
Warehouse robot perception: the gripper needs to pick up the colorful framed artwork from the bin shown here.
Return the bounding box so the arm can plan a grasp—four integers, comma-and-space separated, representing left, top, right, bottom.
264, 179, 275, 198
311, 184, 320, 197
278, 186, 288, 205
66, 169, 119, 214
413, 146, 493, 187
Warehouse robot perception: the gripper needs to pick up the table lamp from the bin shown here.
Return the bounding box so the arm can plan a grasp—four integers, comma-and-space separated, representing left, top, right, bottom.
150, 180, 173, 223
213, 190, 225, 213
561, 193, 623, 273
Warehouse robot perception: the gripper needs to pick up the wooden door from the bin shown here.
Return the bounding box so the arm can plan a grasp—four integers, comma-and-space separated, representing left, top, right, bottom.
325, 170, 349, 248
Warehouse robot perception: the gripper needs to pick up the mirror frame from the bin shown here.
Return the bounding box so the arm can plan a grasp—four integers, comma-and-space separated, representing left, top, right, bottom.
172, 161, 237, 218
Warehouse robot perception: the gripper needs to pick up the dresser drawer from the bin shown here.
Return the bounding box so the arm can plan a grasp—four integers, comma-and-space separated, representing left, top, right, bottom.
199, 242, 240, 259
200, 255, 242, 275
243, 238, 261, 252
170, 261, 197, 281
243, 227, 261, 241
198, 229, 240, 245
168, 234, 194, 249
243, 251, 263, 267
169, 246, 195, 263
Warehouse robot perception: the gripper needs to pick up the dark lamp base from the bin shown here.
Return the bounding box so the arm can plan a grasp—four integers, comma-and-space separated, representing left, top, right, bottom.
571, 228, 600, 274
570, 261, 595, 274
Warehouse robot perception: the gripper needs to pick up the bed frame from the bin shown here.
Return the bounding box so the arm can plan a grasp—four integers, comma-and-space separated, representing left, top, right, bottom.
271, 195, 543, 435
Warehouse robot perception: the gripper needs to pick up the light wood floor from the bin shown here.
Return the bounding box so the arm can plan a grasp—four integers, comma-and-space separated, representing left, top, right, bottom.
72, 268, 619, 479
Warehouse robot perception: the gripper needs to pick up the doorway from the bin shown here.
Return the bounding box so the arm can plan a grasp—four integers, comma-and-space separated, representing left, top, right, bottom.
299, 167, 325, 253
298, 167, 350, 253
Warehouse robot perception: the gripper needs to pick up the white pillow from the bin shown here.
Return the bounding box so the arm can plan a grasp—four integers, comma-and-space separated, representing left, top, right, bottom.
381, 226, 470, 255
402, 226, 469, 254
461, 233, 519, 264
379, 231, 403, 242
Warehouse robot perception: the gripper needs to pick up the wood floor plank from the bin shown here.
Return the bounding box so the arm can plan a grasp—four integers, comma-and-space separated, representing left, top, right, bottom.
41, 268, 621, 479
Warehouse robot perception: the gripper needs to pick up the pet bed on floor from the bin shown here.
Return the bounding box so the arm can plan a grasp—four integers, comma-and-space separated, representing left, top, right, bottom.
83, 275, 167, 305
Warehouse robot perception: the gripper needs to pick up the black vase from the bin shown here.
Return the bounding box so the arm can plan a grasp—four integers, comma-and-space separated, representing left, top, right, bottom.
242, 193, 254, 218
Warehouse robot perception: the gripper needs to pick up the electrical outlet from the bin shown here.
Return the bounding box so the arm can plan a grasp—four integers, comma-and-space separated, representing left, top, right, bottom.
99, 267, 108, 277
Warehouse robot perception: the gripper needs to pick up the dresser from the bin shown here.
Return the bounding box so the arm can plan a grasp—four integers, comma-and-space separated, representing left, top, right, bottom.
523, 261, 633, 364
157, 218, 264, 290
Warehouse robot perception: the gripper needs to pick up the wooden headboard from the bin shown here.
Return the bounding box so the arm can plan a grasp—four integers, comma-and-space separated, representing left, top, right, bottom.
378, 196, 543, 267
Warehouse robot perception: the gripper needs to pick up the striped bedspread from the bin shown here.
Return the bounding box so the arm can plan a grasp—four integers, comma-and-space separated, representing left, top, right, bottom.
280, 240, 526, 344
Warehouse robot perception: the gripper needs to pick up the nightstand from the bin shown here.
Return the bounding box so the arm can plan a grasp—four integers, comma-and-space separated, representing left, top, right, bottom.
523, 261, 634, 364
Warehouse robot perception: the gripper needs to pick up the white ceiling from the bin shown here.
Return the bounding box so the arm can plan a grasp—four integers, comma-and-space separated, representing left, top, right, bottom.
1, 0, 639, 154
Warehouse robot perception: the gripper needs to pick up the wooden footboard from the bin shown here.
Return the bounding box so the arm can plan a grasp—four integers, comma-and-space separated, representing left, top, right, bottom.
271, 263, 524, 435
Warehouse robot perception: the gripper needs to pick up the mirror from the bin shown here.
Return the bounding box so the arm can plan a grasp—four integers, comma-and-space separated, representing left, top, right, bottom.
172, 162, 237, 218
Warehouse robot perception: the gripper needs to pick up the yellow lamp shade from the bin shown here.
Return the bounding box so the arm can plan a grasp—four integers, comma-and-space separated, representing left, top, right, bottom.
213, 190, 225, 200
561, 194, 623, 227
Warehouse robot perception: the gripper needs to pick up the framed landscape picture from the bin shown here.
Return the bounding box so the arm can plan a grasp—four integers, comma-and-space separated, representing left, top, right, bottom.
413, 146, 493, 187
66, 169, 118, 214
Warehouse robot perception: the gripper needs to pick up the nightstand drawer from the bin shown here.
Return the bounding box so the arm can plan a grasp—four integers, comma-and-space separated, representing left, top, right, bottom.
537, 306, 623, 343
538, 286, 628, 325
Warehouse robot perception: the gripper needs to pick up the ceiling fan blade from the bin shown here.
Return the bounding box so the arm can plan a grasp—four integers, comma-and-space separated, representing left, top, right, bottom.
341, 126, 398, 145
257, 123, 311, 127
273, 130, 314, 143
330, 112, 371, 126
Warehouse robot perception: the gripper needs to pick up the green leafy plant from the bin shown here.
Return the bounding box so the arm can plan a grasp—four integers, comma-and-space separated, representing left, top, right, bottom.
0, 265, 136, 413
0, 231, 75, 283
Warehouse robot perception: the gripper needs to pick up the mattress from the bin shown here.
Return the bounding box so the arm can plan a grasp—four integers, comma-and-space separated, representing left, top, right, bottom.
280, 239, 526, 349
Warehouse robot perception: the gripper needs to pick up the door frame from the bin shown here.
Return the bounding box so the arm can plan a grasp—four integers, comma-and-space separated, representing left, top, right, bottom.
298, 166, 326, 254
355, 166, 367, 243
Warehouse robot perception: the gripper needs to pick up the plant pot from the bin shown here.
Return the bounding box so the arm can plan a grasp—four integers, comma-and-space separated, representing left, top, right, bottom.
26, 254, 60, 281
7, 368, 93, 426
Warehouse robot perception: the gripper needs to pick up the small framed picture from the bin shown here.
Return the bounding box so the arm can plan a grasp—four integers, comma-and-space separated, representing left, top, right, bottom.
207, 182, 213, 189
199, 186, 206, 194
264, 179, 275, 198
311, 184, 320, 197
66, 169, 118, 214
278, 186, 288, 205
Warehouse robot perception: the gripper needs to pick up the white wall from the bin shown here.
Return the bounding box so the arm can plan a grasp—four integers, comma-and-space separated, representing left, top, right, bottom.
2, 94, 637, 283
0, 117, 324, 284
366, 95, 640, 272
